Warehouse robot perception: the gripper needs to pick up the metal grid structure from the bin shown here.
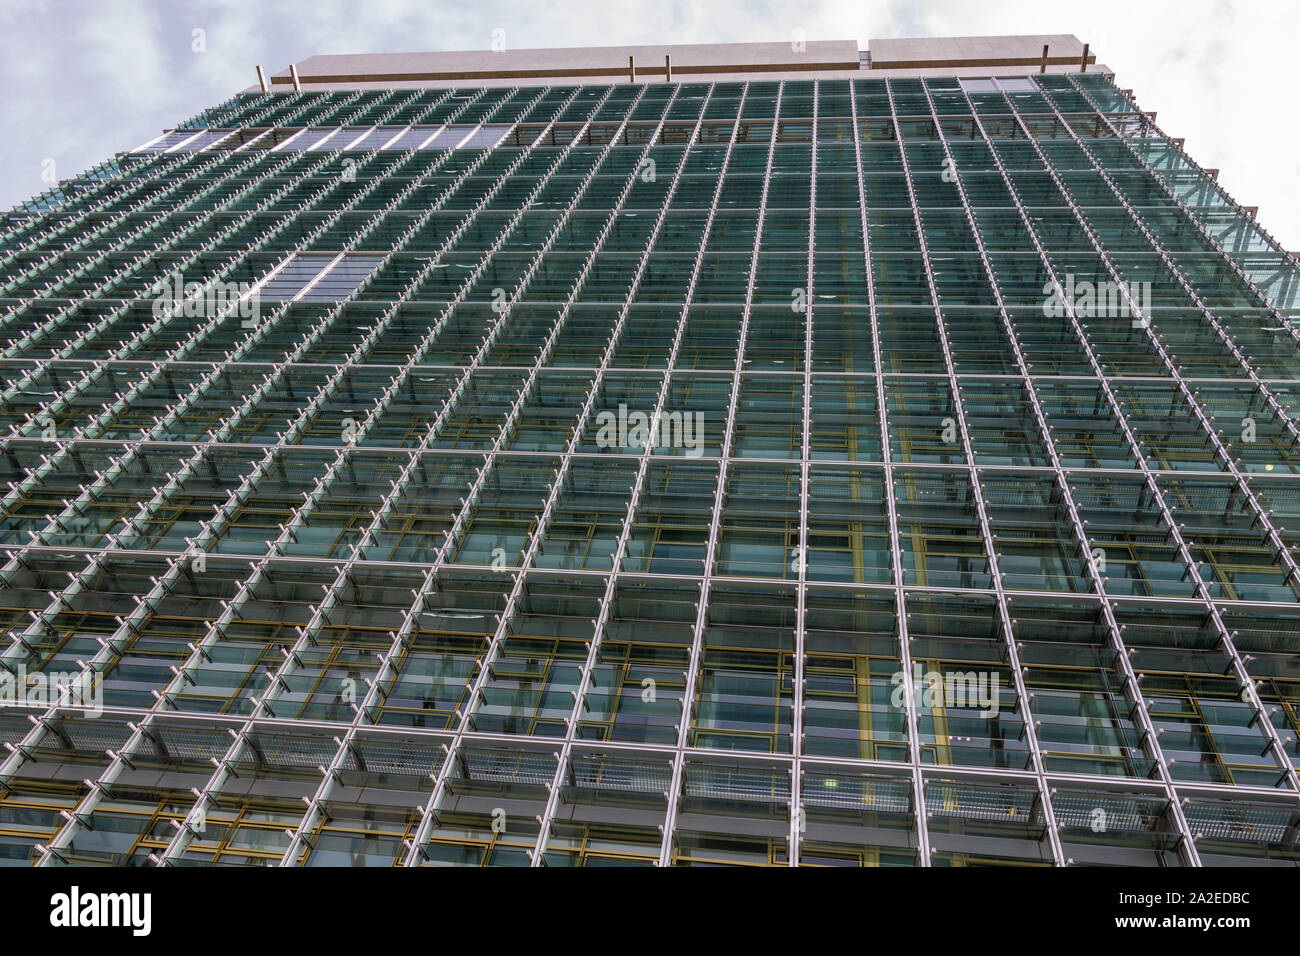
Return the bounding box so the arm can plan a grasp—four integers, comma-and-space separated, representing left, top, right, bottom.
1, 61, 1299, 868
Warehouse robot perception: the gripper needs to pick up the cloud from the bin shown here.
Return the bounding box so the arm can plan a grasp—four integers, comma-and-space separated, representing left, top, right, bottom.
2, 0, 1295, 251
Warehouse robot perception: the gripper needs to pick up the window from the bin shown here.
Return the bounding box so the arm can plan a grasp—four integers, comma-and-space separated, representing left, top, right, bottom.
996, 76, 1039, 93
254, 253, 386, 302
136, 124, 513, 154
425, 125, 511, 149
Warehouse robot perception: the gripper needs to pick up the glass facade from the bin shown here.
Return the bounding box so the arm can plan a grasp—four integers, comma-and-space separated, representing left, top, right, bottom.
1, 68, 1299, 868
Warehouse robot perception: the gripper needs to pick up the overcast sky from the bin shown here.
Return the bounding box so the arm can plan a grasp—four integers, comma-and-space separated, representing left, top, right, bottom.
1, 0, 1295, 249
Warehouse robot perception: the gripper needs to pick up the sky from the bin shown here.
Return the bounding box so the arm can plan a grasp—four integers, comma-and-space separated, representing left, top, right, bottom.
1, 0, 1295, 249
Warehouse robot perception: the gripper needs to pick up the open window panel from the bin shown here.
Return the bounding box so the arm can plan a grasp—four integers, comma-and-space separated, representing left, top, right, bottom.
253, 252, 386, 303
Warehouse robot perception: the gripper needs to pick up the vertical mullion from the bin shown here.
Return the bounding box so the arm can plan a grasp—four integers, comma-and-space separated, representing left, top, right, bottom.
659, 81, 785, 867
156, 83, 581, 868
401, 83, 659, 867
274, 84, 595, 867
925, 78, 1076, 868
848, 80, 931, 866
30, 84, 562, 867
890, 77, 1068, 866
969, 82, 1210, 862
1026, 90, 1300, 797
789, 81, 816, 866
524, 82, 714, 865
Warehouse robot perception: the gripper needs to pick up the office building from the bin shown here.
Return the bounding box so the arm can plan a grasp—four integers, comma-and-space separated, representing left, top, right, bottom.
1, 35, 1298, 866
